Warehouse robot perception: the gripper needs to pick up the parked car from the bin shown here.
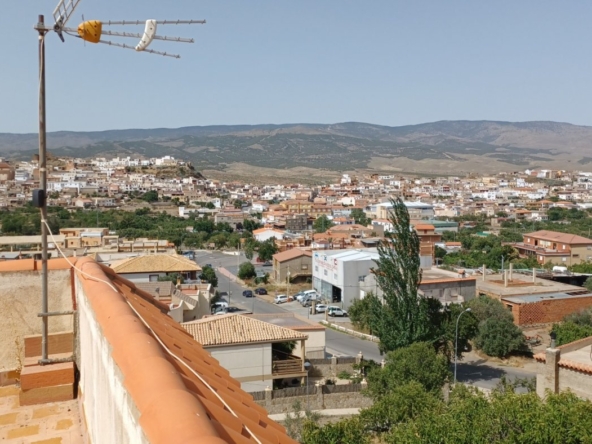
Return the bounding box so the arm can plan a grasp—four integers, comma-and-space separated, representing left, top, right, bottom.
254, 287, 268, 295
294, 291, 306, 302
227, 306, 241, 313
274, 294, 289, 304
214, 308, 228, 315
263, 261, 272, 266
301, 293, 321, 306
328, 307, 348, 317
315, 304, 328, 313
211, 301, 228, 313
242, 290, 254, 298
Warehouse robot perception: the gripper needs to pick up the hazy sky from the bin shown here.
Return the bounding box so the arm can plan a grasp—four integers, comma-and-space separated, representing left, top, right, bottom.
2, 1, 592, 133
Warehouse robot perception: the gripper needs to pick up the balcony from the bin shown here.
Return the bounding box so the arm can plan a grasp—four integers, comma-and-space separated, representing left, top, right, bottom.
272, 355, 305, 377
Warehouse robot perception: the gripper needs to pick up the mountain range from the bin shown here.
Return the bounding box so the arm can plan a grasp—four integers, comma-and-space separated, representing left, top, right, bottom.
1, 120, 591, 180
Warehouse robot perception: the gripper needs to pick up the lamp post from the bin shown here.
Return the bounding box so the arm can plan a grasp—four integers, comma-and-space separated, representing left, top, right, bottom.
454, 307, 472, 385
287, 270, 291, 301
303, 361, 311, 411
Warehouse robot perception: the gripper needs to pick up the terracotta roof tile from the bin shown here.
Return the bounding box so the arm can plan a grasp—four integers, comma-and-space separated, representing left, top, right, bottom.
272, 248, 312, 262
74, 257, 296, 444
182, 314, 308, 347
524, 230, 592, 245
110, 254, 202, 274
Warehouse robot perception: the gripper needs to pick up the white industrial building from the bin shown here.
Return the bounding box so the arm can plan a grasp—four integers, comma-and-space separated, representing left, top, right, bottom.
312, 248, 380, 309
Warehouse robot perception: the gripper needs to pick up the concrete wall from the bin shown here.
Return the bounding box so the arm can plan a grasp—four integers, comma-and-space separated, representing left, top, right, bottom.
75, 276, 148, 444
420, 278, 477, 303
209, 343, 272, 393
118, 272, 164, 283
293, 330, 325, 359
0, 269, 74, 373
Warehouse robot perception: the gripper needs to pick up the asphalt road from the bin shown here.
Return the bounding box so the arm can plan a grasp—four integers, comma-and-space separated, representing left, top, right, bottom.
192, 249, 537, 390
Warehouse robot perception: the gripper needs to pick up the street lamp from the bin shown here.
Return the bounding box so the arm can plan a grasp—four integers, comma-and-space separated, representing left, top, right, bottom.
454, 307, 472, 385
287, 270, 291, 300
303, 361, 311, 411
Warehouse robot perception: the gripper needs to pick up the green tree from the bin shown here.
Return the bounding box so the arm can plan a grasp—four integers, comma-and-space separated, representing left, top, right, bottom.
366, 342, 451, 399
435, 245, 447, 259
370, 198, 427, 353
313, 214, 334, 233
359, 382, 443, 434
302, 417, 370, 444
552, 320, 592, 346
199, 265, 218, 288
237, 261, 256, 280
350, 208, 371, 226
257, 238, 278, 262
243, 237, 257, 260
474, 317, 526, 357
467, 295, 526, 357
141, 190, 159, 202
348, 292, 382, 333
242, 218, 262, 233
571, 261, 592, 274
584, 276, 592, 292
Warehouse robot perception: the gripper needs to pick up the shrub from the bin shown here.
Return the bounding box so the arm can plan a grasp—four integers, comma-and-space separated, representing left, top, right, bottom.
237, 261, 256, 280
474, 317, 526, 358
552, 321, 592, 346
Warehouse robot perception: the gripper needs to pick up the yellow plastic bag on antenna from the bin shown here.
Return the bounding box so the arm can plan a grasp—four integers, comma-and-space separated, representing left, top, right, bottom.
78, 20, 102, 44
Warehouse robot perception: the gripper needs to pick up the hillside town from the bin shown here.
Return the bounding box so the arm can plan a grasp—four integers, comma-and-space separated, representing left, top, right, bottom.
2, 154, 592, 444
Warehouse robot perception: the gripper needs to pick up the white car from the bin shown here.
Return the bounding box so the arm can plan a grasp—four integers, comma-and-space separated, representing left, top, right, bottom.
328, 307, 348, 317
274, 294, 289, 304
315, 304, 328, 313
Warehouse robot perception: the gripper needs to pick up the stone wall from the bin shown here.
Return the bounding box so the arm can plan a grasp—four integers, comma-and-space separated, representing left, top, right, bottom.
254, 384, 373, 414
308, 356, 359, 378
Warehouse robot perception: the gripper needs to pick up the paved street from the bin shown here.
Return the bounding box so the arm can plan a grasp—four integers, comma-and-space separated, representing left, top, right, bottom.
192, 249, 537, 390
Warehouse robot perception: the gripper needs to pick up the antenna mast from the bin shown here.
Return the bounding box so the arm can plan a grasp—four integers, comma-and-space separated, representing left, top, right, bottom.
33, 0, 205, 366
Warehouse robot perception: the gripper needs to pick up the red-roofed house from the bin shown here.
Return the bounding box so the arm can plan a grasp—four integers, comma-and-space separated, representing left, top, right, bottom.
512, 230, 592, 266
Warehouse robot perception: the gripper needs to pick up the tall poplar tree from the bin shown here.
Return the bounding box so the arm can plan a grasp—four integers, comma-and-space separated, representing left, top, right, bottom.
370, 198, 430, 353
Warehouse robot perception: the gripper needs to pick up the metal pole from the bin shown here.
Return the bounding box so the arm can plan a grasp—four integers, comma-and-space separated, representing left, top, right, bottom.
454, 308, 471, 385
36, 15, 49, 363
306, 372, 309, 411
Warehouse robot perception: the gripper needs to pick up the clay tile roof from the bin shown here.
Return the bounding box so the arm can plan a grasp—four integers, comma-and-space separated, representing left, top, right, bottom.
272, 248, 312, 262
110, 254, 202, 274
524, 230, 592, 245
74, 257, 297, 444
182, 314, 308, 347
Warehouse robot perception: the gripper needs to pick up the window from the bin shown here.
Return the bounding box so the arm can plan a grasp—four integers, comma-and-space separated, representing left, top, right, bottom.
324, 269, 328, 276
506, 304, 512, 311
149, 274, 159, 282
315, 265, 318, 272
563, 244, 566, 250
302, 264, 308, 270
334, 273, 338, 280
358, 275, 366, 282
573, 254, 579, 258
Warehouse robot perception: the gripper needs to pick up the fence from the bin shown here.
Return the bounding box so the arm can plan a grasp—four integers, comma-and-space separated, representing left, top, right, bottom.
322, 383, 363, 394
308, 357, 356, 366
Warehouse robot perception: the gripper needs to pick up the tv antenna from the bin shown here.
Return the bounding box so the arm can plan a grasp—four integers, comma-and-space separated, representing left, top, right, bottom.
33, 0, 206, 366
51, 0, 205, 58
